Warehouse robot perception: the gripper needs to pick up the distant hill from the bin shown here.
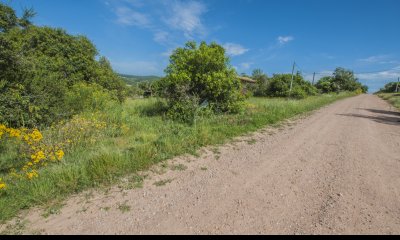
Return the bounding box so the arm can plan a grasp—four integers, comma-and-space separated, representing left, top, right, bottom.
118, 74, 162, 86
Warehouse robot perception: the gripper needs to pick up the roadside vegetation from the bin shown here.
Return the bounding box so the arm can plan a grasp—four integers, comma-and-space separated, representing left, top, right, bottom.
377, 93, 400, 109
376, 82, 400, 109
0, 3, 361, 222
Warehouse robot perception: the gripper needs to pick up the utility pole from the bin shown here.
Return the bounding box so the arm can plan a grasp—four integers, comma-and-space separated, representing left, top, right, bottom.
289, 62, 296, 98
312, 72, 316, 85
396, 77, 400, 93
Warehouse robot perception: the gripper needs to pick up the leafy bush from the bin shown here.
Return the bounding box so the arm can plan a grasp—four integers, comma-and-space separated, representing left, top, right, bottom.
315, 68, 368, 94
377, 82, 398, 93
65, 83, 117, 115
251, 69, 269, 97
0, 3, 127, 128
160, 41, 244, 122
263, 73, 317, 99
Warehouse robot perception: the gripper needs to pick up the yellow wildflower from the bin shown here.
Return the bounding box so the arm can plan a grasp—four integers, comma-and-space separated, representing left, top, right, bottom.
56, 150, 64, 160
26, 170, 39, 180
9, 129, 21, 138
0, 178, 6, 190
30, 129, 43, 142
31, 151, 46, 163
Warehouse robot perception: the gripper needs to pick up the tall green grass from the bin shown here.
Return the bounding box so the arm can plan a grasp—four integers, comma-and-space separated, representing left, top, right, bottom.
377, 93, 400, 109
0, 92, 355, 222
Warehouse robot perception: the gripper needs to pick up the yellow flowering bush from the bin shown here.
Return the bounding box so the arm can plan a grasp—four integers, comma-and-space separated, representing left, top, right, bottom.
49, 115, 107, 148
0, 124, 66, 186
0, 115, 110, 189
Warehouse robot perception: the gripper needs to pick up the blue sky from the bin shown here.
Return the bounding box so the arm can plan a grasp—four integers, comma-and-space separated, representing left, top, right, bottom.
5, 0, 400, 92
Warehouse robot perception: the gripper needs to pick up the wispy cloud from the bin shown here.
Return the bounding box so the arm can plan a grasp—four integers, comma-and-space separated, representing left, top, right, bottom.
223, 43, 249, 56
153, 30, 170, 44
356, 66, 400, 81
164, 1, 208, 39
277, 36, 294, 45
358, 55, 399, 65
109, 0, 209, 44
115, 6, 151, 27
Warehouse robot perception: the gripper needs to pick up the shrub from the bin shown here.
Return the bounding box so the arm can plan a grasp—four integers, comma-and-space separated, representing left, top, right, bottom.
264, 73, 317, 99
65, 83, 117, 115
377, 82, 398, 93
0, 3, 127, 128
315, 68, 368, 94
160, 41, 244, 123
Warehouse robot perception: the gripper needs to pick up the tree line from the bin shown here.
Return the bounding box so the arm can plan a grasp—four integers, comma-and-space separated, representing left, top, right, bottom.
1, 3, 368, 127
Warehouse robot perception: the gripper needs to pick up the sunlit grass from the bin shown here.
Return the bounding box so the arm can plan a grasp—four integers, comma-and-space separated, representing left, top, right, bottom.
377, 93, 400, 109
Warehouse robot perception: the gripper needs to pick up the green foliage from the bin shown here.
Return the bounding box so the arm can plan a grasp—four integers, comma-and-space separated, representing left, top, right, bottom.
377, 93, 400, 109
160, 41, 245, 122
377, 82, 398, 93
315, 68, 368, 94
0, 3, 127, 128
0, 3, 17, 32
251, 69, 269, 97
263, 73, 317, 99
315, 76, 339, 93
65, 83, 117, 115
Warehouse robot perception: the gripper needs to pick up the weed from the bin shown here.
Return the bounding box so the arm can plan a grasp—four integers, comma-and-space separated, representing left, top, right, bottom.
154, 179, 174, 187
0, 219, 28, 235
42, 202, 65, 218
100, 207, 111, 212
170, 164, 187, 171
117, 201, 131, 213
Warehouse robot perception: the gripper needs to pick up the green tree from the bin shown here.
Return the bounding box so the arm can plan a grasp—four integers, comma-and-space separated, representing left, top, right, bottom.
315, 76, 339, 93
0, 3, 127, 127
161, 41, 244, 122
377, 82, 397, 93
0, 3, 17, 32
315, 68, 368, 93
251, 69, 269, 97
265, 73, 317, 99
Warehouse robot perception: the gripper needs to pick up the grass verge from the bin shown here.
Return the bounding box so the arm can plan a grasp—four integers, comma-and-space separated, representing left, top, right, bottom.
377, 93, 400, 109
0, 92, 355, 222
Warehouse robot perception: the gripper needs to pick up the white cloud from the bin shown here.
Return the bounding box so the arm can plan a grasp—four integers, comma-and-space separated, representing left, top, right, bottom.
153, 31, 170, 44
110, 0, 209, 44
356, 68, 400, 81
165, 1, 207, 38
223, 43, 249, 56
277, 36, 294, 45
115, 6, 151, 27
358, 55, 399, 65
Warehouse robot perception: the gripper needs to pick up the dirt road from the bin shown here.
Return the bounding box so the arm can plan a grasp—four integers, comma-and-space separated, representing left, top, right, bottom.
19, 95, 400, 234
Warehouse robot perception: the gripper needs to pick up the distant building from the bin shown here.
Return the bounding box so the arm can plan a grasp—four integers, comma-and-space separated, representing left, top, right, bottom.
238, 76, 257, 84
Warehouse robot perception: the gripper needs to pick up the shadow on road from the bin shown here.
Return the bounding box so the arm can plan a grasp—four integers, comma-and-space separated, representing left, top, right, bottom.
356, 108, 400, 117
337, 109, 400, 125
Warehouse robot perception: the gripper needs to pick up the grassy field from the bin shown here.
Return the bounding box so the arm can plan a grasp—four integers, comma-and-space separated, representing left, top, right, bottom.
377, 93, 400, 109
0, 93, 355, 222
